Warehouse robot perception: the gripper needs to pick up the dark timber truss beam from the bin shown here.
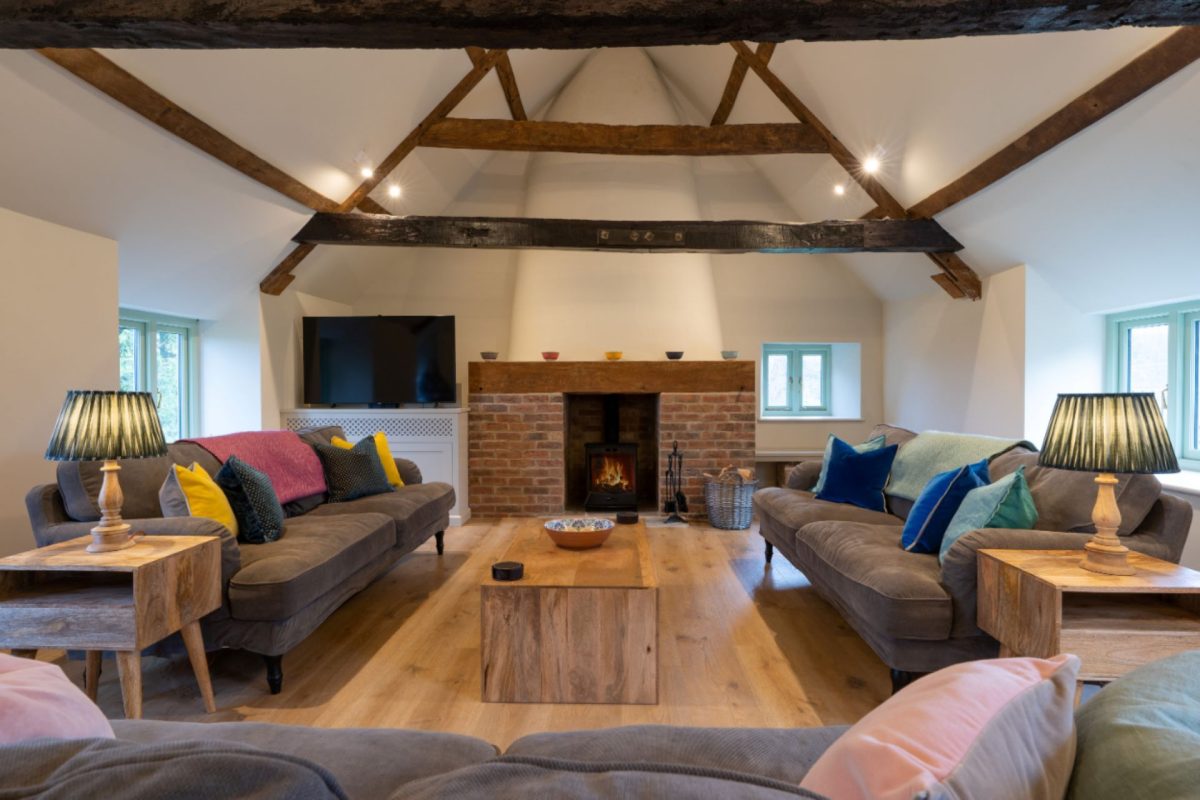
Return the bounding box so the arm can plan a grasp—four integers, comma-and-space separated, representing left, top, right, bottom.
711, 42, 775, 125
419, 119, 829, 156
465, 47, 527, 120
293, 213, 964, 254
3, 1, 1197, 49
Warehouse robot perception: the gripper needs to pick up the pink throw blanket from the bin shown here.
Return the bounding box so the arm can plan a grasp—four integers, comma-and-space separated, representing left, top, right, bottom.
183, 431, 327, 504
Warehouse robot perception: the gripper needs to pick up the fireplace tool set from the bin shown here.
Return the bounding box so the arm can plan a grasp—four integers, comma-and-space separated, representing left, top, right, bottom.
662, 441, 688, 524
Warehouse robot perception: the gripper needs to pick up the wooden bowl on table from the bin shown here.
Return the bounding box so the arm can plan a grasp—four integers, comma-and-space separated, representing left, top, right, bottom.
544, 517, 615, 550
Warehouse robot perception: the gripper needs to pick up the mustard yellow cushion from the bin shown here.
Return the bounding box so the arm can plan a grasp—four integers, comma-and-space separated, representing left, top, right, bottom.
332, 432, 404, 487
163, 462, 239, 536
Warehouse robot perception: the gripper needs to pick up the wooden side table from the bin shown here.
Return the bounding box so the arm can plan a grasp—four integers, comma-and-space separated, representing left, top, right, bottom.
0, 535, 221, 719
977, 549, 1200, 683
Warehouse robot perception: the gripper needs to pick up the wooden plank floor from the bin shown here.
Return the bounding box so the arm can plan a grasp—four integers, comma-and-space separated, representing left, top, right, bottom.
47, 520, 889, 748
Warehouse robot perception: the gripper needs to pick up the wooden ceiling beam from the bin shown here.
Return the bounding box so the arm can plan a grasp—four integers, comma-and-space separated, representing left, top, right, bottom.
293, 213, 963, 254
36, 48, 389, 216
730, 41, 981, 299
260, 48, 507, 294
465, 47, 527, 121
5, 1, 1198, 49
419, 119, 829, 156
711, 42, 775, 126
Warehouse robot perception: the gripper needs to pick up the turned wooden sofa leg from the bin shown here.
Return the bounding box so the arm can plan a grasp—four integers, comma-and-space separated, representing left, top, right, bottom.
764, 541, 773, 563
435, 531, 445, 556
264, 655, 284, 695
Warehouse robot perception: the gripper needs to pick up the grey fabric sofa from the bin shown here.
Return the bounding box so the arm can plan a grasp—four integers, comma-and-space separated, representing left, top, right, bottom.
753, 423, 1193, 689
24, 425, 455, 694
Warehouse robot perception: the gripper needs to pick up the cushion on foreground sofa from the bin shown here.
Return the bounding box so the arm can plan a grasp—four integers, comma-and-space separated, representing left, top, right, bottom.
753, 424, 1193, 677
23, 426, 455, 693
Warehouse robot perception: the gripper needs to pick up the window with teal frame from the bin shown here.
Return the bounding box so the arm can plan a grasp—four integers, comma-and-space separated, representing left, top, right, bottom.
761, 343, 832, 418
1107, 300, 1200, 470
119, 309, 200, 442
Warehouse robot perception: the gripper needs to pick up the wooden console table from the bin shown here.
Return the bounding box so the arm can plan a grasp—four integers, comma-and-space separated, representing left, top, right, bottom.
0, 535, 221, 718
977, 549, 1200, 683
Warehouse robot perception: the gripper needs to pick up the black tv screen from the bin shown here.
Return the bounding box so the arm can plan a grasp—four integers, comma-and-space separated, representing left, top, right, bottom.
302, 316, 456, 405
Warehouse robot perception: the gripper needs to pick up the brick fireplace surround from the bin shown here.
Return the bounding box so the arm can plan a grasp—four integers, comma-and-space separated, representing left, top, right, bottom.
468, 361, 756, 518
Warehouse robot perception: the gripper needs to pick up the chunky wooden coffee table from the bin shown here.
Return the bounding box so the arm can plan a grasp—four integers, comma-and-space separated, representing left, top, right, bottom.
481, 519, 658, 704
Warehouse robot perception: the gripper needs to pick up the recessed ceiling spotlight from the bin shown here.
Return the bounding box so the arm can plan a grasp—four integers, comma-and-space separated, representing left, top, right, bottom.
360, 166, 375, 179
862, 155, 881, 175
387, 183, 402, 199
833, 183, 846, 196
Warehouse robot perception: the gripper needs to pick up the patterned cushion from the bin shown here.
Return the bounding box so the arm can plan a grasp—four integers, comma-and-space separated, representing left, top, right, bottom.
313, 440, 395, 503
215, 455, 285, 544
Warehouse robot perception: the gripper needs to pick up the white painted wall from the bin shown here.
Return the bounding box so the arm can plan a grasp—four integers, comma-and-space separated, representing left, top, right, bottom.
198, 289, 264, 435
260, 290, 355, 426
884, 265, 1026, 437
0, 207, 118, 555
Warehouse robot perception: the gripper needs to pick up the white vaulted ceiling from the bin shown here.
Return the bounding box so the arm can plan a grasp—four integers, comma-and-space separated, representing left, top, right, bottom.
0, 27, 1196, 318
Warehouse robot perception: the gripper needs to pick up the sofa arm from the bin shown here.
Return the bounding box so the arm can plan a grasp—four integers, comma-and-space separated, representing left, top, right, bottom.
25, 484, 74, 536
786, 460, 822, 492
395, 457, 423, 485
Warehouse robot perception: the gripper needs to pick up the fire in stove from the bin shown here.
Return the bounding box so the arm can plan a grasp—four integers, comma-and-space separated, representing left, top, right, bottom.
592, 455, 632, 492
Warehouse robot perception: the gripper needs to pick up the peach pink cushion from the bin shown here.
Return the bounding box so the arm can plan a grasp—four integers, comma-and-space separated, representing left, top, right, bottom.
800, 655, 1079, 800
0, 654, 113, 743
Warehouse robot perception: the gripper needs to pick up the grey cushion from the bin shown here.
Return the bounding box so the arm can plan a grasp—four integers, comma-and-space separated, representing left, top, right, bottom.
753, 487, 902, 535
989, 449, 1161, 536
795, 521, 952, 640
228, 512, 395, 621
111, 720, 498, 800
313, 440, 395, 503
166, 441, 224, 476
57, 457, 173, 522
506, 724, 847, 785
307, 482, 455, 550
868, 423, 918, 449
296, 425, 344, 447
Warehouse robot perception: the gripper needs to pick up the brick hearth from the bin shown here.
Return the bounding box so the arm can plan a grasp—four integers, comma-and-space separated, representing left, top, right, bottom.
468, 362, 756, 518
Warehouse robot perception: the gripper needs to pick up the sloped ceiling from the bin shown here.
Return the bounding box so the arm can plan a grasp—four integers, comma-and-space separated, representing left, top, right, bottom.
0, 27, 1196, 319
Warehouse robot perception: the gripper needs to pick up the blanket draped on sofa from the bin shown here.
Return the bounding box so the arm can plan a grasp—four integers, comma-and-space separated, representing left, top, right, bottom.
886, 431, 1036, 501
181, 431, 326, 504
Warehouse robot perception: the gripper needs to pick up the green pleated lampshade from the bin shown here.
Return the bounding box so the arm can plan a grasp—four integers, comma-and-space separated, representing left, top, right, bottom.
1039, 393, 1179, 474
44, 390, 168, 461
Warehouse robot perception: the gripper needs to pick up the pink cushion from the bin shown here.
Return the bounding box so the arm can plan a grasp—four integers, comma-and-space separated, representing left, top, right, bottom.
800, 655, 1079, 800
0, 654, 113, 743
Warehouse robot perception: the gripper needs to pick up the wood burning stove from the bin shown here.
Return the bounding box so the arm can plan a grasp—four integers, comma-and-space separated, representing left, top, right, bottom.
585, 442, 638, 511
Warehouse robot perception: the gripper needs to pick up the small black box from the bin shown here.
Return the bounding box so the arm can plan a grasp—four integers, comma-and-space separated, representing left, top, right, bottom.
492, 561, 524, 581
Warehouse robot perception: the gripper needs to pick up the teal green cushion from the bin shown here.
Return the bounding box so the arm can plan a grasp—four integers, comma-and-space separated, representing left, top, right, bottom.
813, 434, 885, 495
938, 466, 1037, 564
1068, 651, 1200, 800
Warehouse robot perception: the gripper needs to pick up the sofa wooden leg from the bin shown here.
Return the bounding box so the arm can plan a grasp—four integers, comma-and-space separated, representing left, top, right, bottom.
764, 541, 773, 563
890, 669, 925, 694
435, 531, 445, 556
264, 655, 283, 695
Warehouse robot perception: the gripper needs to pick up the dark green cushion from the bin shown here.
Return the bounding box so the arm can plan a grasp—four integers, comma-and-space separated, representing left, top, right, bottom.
1068, 651, 1200, 800
215, 455, 285, 544
313, 440, 394, 503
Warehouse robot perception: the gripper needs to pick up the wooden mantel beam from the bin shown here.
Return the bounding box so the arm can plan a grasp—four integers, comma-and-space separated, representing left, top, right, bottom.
4, 1, 1197, 49
419, 119, 829, 156
293, 213, 963, 254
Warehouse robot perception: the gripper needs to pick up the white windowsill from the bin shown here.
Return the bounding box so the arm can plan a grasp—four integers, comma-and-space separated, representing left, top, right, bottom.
758, 416, 864, 423
1158, 471, 1200, 498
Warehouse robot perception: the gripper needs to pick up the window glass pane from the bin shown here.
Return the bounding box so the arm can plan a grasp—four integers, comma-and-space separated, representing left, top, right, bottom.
800, 353, 825, 408
766, 353, 790, 408
1191, 318, 1199, 451
156, 329, 185, 442
118, 325, 140, 391
1125, 323, 1169, 416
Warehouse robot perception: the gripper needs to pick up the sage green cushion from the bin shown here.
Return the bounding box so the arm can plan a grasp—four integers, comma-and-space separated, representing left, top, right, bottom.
938, 466, 1038, 564
1068, 651, 1200, 800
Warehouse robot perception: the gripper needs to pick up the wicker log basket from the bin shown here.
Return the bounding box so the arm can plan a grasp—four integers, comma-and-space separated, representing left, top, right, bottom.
704, 465, 757, 530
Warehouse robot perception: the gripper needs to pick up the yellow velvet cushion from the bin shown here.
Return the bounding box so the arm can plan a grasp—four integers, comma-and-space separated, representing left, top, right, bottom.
332, 432, 404, 487
169, 462, 239, 536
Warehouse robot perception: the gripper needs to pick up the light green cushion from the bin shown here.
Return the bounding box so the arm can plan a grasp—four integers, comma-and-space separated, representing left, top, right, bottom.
1068, 651, 1200, 800
938, 466, 1037, 564
813, 434, 886, 496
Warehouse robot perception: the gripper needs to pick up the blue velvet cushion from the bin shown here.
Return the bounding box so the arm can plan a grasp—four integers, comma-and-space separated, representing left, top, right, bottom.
939, 466, 1038, 564
813, 433, 886, 496
814, 437, 899, 513
215, 455, 285, 544
901, 458, 989, 554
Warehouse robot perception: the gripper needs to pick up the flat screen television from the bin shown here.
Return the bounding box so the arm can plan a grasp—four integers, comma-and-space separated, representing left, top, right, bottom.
302, 316, 456, 405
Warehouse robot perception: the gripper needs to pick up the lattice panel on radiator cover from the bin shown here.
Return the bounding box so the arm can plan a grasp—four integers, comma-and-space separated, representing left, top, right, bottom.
283, 415, 455, 440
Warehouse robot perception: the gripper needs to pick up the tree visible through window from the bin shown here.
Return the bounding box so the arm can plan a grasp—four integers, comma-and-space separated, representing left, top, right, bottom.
119, 311, 198, 442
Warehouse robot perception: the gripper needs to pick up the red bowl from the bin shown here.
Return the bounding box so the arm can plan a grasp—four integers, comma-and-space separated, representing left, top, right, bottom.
541, 351, 560, 361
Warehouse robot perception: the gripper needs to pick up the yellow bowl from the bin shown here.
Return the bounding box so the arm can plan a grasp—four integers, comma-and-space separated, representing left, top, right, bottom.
605, 351, 623, 361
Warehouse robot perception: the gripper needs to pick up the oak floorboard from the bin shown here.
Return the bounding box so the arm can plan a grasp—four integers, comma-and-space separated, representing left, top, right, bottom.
50, 519, 887, 748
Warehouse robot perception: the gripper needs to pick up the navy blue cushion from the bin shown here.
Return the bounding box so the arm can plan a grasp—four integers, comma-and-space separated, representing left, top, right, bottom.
901, 459, 989, 554
215, 455, 285, 544
814, 437, 899, 513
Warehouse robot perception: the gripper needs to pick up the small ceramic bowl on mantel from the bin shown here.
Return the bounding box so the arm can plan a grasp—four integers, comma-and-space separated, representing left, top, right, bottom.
542, 351, 560, 361
721, 350, 740, 360
605, 351, 623, 361
665, 351, 684, 360
544, 517, 614, 550
480, 351, 499, 361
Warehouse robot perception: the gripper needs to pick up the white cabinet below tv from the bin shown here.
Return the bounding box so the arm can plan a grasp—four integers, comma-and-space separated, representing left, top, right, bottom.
280, 407, 470, 526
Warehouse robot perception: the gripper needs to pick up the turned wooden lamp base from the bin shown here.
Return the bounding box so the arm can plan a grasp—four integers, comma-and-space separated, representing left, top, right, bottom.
87, 460, 138, 554
1080, 473, 1135, 576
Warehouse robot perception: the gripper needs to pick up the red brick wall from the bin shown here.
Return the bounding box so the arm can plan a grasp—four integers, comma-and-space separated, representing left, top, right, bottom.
658, 392, 757, 517
468, 393, 565, 516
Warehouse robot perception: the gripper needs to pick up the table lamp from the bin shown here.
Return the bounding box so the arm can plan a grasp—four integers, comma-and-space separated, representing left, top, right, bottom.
1039, 393, 1179, 575
44, 390, 168, 553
